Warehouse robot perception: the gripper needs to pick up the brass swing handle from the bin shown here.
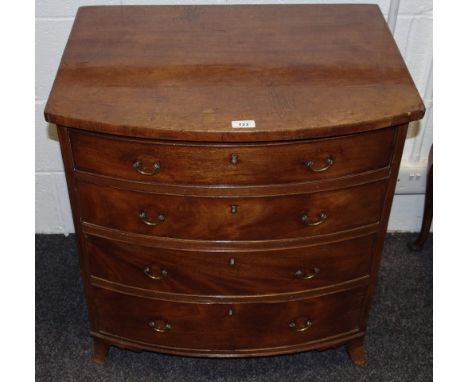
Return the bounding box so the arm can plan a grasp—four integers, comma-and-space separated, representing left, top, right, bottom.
148, 319, 172, 333
295, 267, 320, 280
304, 157, 334, 172
289, 318, 313, 332
143, 266, 168, 280
133, 159, 161, 176
139, 210, 166, 226
301, 211, 328, 226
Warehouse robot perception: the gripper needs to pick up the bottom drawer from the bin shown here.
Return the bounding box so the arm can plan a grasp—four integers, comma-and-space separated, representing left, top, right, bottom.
94, 287, 365, 351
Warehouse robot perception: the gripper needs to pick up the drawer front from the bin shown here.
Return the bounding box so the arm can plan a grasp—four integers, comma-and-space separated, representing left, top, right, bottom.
71, 128, 395, 185
94, 287, 365, 350
78, 181, 386, 240
88, 235, 375, 296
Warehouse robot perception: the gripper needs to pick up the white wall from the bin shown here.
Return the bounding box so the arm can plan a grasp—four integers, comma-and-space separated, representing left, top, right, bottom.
35, 0, 433, 233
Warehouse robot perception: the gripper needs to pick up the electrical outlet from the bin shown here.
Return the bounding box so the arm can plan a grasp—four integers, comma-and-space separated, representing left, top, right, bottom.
395, 165, 428, 194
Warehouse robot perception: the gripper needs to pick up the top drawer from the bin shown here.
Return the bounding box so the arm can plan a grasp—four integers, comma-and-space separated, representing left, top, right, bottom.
70, 127, 395, 186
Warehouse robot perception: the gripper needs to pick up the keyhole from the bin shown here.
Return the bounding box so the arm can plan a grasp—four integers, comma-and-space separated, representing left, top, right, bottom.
231, 205, 238, 214
230, 153, 238, 165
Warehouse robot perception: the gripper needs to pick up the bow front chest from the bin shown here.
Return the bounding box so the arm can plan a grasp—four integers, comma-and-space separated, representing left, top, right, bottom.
45, 4, 425, 365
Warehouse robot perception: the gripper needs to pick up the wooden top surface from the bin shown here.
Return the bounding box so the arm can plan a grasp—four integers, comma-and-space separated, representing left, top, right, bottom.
45, 5, 425, 142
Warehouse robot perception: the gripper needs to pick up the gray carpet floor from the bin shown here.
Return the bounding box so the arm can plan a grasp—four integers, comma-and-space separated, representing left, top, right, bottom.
36, 233, 432, 381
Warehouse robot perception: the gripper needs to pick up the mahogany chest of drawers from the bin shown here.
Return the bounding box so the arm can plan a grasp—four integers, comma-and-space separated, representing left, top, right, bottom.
44, 4, 425, 365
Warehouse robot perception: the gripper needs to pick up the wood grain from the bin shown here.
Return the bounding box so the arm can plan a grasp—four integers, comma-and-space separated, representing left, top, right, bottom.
70, 127, 395, 185
48, 4, 425, 365
44, 5, 424, 142
94, 286, 365, 351
87, 233, 376, 297
77, 180, 387, 240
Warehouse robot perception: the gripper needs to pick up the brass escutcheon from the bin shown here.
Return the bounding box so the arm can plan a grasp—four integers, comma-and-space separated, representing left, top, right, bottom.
230, 153, 239, 165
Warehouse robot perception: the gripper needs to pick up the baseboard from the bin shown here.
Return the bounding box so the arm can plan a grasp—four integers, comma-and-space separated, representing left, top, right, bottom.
388, 194, 431, 232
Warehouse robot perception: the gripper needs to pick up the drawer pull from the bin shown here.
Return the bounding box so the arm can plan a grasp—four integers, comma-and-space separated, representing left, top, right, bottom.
289, 318, 313, 332
143, 266, 168, 280
295, 267, 320, 280
139, 210, 166, 226
230, 153, 239, 165
148, 319, 172, 333
301, 211, 328, 226
304, 157, 334, 172
132, 159, 161, 176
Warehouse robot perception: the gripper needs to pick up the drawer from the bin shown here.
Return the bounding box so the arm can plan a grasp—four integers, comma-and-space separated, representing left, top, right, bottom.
88, 234, 375, 296
94, 287, 365, 351
71, 128, 395, 185
78, 180, 386, 240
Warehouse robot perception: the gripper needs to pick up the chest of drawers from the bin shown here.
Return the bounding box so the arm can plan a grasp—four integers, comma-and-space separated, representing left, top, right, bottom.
44, 4, 424, 365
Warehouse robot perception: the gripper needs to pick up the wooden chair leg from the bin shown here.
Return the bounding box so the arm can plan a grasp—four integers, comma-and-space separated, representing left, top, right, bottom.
346, 337, 366, 366
91, 338, 110, 364
408, 164, 433, 252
